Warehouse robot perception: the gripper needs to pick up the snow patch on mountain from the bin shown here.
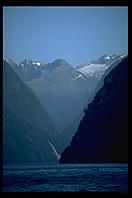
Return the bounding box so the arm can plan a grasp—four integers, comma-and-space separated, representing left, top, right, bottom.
120, 54, 127, 59
74, 74, 84, 80
3, 57, 15, 65
104, 56, 110, 60
36, 62, 41, 66
76, 54, 127, 77
77, 64, 108, 76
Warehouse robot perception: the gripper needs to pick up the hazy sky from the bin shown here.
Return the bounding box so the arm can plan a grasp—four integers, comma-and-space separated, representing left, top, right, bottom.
3, 6, 128, 66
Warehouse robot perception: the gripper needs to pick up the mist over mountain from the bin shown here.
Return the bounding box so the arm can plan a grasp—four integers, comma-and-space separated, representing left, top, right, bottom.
60, 54, 127, 145
27, 59, 100, 129
3, 54, 128, 164
4, 54, 126, 132
27, 54, 124, 130
3, 60, 66, 164
60, 57, 128, 163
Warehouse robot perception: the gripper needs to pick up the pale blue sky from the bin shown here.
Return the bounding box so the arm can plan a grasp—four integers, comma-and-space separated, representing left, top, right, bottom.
3, 6, 128, 66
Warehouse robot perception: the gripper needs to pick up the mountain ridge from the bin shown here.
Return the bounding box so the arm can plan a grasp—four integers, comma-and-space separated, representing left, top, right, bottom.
4, 54, 127, 133
60, 56, 128, 163
3, 60, 66, 164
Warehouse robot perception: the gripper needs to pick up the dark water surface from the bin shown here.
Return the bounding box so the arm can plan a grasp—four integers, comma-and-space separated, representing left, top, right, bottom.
2, 163, 128, 192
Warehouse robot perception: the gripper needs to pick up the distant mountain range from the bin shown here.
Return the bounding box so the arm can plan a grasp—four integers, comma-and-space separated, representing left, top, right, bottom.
4, 54, 127, 131
4, 53, 126, 82
27, 59, 100, 129
60, 57, 128, 163
3, 57, 49, 81
3, 54, 127, 164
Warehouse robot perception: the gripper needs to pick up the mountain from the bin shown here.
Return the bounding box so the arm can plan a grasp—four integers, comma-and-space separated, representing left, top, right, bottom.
3, 59, 65, 164
60, 56, 128, 163
3, 57, 19, 72
17, 59, 49, 81
4, 54, 127, 134
91, 54, 126, 65
6, 58, 74, 82
85, 55, 126, 107
27, 59, 99, 130
76, 54, 126, 79
60, 55, 126, 146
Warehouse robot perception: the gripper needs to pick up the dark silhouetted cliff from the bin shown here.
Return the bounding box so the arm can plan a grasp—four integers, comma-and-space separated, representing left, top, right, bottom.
60, 57, 128, 163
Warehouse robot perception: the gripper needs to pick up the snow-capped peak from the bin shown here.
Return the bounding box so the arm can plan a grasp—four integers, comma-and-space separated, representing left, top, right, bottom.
32, 61, 41, 66
3, 57, 12, 64
120, 54, 127, 58
76, 54, 126, 78
104, 56, 110, 60
36, 62, 41, 66
3, 57, 18, 67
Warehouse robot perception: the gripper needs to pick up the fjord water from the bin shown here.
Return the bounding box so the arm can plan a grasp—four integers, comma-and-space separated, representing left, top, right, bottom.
2, 163, 128, 192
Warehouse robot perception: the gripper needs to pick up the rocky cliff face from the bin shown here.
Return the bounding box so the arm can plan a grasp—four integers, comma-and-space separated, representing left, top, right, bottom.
60, 57, 128, 163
